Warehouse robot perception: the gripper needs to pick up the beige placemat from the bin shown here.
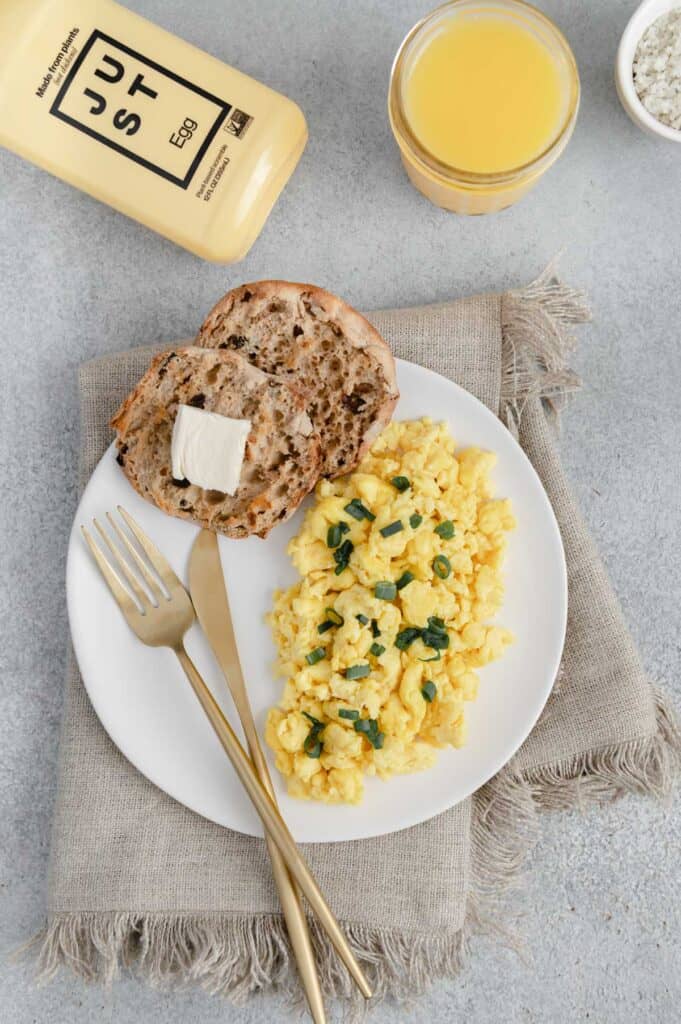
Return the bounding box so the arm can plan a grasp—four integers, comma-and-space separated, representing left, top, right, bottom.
34, 267, 680, 1012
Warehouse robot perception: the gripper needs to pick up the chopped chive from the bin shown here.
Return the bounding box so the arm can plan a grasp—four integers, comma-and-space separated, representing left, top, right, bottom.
422, 628, 450, 650
371, 730, 385, 750
356, 613, 369, 625
339, 521, 350, 535
305, 647, 326, 665
380, 520, 404, 538
395, 626, 423, 651
434, 520, 455, 539
423, 618, 448, 642
369, 642, 386, 657
375, 581, 397, 600
318, 607, 344, 633
303, 712, 325, 757
333, 538, 354, 575
345, 663, 371, 680
338, 708, 360, 721
395, 618, 449, 653
354, 717, 384, 749
344, 501, 364, 521
391, 476, 410, 492
344, 498, 375, 522
419, 650, 442, 663
396, 571, 415, 591
409, 513, 423, 529
421, 681, 437, 703
334, 539, 354, 563
327, 523, 342, 548
432, 554, 451, 579
371, 618, 381, 637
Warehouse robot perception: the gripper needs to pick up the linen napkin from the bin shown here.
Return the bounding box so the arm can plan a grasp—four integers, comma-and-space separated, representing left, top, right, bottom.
35, 268, 680, 1010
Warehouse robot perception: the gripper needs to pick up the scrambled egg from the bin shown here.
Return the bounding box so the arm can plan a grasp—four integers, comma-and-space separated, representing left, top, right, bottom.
265, 419, 516, 804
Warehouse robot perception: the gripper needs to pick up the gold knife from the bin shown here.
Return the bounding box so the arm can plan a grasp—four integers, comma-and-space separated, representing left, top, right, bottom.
188, 530, 369, 1018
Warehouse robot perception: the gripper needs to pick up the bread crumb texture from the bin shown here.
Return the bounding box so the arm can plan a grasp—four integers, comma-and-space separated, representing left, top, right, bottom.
197, 281, 398, 479
111, 346, 321, 538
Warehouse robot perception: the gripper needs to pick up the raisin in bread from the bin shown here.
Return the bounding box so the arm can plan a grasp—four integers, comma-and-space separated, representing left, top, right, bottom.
111, 347, 321, 538
195, 281, 399, 478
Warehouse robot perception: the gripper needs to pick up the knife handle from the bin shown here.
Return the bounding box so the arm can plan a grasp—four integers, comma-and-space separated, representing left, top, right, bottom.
244, 717, 326, 1023
174, 644, 372, 1001
264, 825, 326, 1021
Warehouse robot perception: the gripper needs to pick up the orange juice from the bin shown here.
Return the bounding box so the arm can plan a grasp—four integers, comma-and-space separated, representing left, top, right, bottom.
389, 1, 579, 214
405, 15, 565, 173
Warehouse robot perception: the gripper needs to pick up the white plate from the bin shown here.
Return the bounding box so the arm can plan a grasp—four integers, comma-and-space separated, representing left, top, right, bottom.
67, 359, 567, 843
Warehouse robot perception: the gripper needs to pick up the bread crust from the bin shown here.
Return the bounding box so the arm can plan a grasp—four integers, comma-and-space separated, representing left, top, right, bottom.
196, 281, 399, 477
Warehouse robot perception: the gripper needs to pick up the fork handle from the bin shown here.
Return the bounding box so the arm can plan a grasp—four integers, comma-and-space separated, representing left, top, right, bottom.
246, 733, 325, 1024
263, 814, 326, 1021
245, 714, 326, 1023
174, 645, 372, 1001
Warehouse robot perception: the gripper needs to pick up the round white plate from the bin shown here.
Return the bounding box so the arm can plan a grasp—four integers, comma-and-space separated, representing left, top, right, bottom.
67, 359, 567, 843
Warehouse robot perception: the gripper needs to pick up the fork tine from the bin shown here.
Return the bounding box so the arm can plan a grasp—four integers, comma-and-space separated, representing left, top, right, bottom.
81, 526, 138, 616
93, 517, 150, 609
104, 511, 165, 604
117, 505, 179, 593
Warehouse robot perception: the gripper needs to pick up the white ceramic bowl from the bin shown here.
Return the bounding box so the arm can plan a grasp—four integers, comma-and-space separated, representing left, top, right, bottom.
616, 0, 681, 141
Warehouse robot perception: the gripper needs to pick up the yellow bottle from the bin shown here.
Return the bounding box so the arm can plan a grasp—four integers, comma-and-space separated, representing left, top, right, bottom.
389, 0, 579, 215
0, 0, 308, 261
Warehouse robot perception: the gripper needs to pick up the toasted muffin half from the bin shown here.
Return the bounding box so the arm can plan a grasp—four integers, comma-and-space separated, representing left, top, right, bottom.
196, 281, 399, 479
111, 346, 321, 538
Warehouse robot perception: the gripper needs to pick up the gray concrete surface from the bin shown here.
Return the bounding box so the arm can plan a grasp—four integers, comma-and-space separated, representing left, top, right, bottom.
1, 0, 680, 1021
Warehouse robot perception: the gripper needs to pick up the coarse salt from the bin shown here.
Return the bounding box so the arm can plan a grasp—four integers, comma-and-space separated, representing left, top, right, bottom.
633, 8, 681, 130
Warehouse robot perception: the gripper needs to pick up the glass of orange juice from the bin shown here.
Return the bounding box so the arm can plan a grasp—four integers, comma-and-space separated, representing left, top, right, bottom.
388, 0, 580, 214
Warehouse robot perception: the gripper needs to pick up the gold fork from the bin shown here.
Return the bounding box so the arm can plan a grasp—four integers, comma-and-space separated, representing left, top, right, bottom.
81, 506, 372, 1002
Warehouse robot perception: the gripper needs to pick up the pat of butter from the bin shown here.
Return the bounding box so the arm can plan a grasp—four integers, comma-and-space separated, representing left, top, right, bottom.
171, 405, 251, 495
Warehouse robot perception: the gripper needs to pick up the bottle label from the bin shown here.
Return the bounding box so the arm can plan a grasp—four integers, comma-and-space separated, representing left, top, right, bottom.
49, 30, 245, 189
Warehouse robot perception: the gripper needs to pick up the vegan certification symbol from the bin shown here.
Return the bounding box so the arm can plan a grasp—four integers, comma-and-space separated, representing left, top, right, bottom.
50, 30, 232, 188
224, 108, 253, 139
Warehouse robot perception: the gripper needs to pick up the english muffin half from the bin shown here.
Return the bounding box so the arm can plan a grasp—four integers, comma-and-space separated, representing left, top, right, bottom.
111, 346, 321, 538
195, 281, 399, 478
